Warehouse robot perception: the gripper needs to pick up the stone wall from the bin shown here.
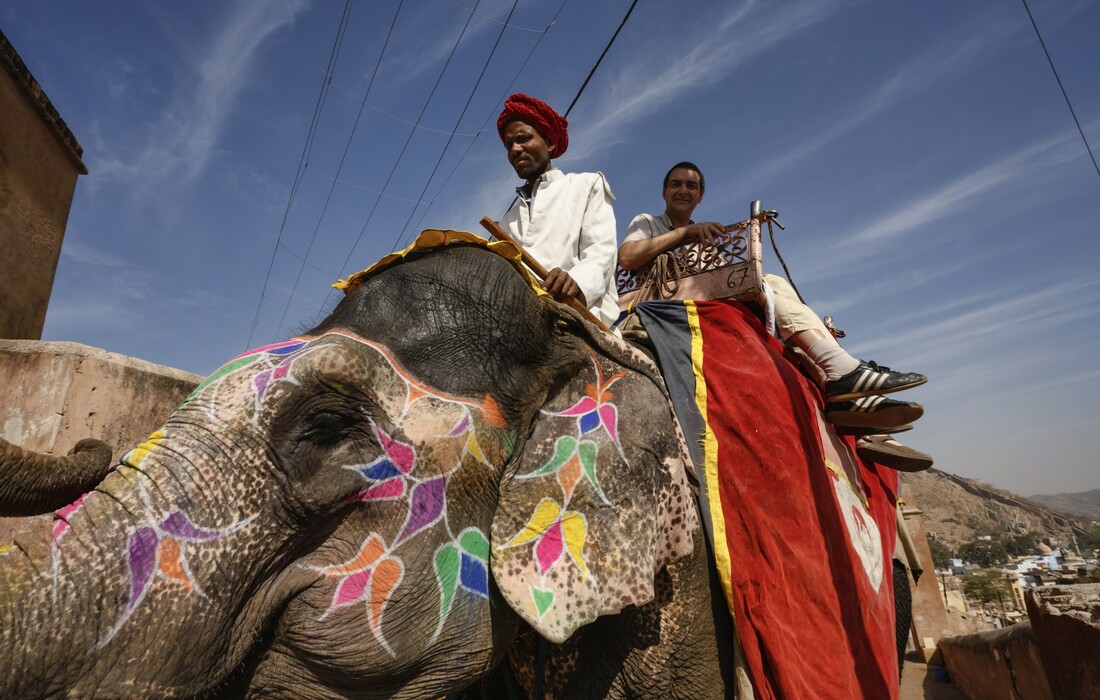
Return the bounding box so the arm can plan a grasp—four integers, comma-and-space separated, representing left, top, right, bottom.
900, 495, 986, 657
0, 340, 201, 458
1026, 584, 1100, 700
939, 622, 1052, 700
0, 29, 87, 340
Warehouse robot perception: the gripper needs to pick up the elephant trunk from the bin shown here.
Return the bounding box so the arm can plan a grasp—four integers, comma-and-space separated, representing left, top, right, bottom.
0, 437, 114, 516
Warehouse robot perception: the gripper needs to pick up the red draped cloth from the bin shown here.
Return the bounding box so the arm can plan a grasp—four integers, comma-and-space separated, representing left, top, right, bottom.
638, 299, 899, 699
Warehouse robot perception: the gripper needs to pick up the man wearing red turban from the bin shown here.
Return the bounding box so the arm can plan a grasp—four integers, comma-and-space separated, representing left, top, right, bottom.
496, 94, 620, 329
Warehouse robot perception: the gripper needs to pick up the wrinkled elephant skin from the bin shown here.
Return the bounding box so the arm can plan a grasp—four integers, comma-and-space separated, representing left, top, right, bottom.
0, 437, 113, 516
0, 244, 698, 698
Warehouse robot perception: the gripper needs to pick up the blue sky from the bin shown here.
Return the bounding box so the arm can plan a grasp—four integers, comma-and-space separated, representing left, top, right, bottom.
4, 0, 1098, 496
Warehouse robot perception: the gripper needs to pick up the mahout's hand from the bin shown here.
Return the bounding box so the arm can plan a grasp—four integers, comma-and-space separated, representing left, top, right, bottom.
542, 268, 585, 304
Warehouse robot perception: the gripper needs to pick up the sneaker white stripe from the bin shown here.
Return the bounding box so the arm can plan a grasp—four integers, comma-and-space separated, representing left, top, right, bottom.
852, 372, 871, 393
857, 396, 883, 412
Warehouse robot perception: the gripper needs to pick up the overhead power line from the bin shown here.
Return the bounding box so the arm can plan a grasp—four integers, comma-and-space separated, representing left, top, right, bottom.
1020, 0, 1100, 185
384, 0, 522, 254
312, 0, 569, 315
246, 0, 353, 349
318, 0, 488, 311
499, 0, 638, 217
271, 0, 408, 341
564, 0, 638, 118
403, 0, 568, 239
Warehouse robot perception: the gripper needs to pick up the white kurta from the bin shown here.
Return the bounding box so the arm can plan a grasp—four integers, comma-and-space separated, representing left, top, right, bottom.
499, 169, 620, 328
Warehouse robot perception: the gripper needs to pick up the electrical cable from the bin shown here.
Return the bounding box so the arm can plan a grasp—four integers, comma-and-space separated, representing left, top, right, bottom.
314, 1, 568, 314
271, 0, 407, 341
319, 0, 486, 305
1020, 0, 1100, 184
499, 0, 638, 218
385, 0, 521, 254
404, 0, 567, 238
246, 0, 353, 349
563, 0, 637, 118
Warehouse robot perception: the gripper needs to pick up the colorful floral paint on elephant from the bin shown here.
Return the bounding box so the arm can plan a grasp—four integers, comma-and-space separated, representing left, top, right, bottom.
287, 331, 508, 655
100, 482, 256, 646
180, 339, 320, 427
500, 346, 630, 621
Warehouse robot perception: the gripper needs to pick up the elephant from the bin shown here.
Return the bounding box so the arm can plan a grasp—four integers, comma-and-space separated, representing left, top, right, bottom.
0, 436, 112, 516
0, 234, 731, 698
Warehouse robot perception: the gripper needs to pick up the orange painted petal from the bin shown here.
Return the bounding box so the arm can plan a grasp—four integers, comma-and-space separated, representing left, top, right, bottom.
481, 395, 507, 428
557, 455, 582, 500
369, 557, 404, 636
329, 534, 385, 575
158, 538, 192, 590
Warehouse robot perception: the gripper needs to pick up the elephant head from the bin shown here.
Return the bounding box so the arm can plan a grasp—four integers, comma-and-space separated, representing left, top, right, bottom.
0, 235, 696, 698
0, 436, 112, 516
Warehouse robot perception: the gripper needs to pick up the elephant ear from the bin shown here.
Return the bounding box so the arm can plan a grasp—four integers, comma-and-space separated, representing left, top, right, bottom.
491, 342, 697, 643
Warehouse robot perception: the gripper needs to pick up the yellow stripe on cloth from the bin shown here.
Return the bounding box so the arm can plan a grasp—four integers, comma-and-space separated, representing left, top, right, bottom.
686, 301, 735, 615
333, 229, 548, 298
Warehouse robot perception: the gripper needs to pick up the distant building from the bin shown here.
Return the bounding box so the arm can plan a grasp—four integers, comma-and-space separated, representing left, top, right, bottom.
0, 28, 87, 339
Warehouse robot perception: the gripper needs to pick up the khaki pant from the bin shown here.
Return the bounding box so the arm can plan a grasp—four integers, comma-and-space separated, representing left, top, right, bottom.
765, 274, 831, 341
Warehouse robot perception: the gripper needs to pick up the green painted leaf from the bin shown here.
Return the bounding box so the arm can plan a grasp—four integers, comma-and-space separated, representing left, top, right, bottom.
459, 528, 490, 561
434, 544, 460, 616
532, 587, 554, 618
578, 440, 608, 502
185, 355, 257, 401
522, 435, 577, 478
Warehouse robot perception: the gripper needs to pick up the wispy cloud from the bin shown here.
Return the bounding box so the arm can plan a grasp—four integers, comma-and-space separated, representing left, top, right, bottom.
784, 125, 1092, 285
95, 0, 311, 186
740, 12, 1019, 190
843, 131, 1085, 247
565, 0, 848, 163
807, 244, 1017, 315
848, 275, 1100, 361
52, 240, 238, 334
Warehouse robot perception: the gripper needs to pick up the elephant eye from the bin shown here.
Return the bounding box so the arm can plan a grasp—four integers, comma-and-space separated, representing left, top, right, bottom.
302, 409, 357, 444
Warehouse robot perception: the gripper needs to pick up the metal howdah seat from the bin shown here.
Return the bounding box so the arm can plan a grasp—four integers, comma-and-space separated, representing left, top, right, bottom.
616, 201, 774, 312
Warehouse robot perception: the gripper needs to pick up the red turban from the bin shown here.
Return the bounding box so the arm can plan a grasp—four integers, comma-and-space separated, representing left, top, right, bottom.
497, 93, 569, 158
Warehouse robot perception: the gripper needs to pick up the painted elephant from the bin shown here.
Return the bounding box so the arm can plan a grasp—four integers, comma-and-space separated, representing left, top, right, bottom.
0, 236, 728, 698
0, 436, 112, 516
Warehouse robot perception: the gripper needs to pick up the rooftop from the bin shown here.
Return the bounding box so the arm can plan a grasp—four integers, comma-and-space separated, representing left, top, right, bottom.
0, 27, 87, 174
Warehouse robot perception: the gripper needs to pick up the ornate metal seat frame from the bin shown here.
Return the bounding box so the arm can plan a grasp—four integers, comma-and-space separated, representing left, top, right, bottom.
616, 206, 770, 312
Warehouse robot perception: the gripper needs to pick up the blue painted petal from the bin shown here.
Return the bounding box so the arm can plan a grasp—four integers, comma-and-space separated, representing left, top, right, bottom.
459, 552, 489, 597
268, 341, 307, 356
579, 411, 601, 435
356, 458, 403, 482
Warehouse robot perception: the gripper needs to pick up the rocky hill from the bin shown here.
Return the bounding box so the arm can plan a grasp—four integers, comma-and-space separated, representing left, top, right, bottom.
900, 468, 1090, 551
1027, 489, 1100, 521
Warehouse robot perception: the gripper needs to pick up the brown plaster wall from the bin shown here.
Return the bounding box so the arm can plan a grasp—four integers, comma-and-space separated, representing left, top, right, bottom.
0, 340, 201, 458
0, 66, 82, 339
939, 622, 1052, 700
901, 497, 984, 653
0, 341, 201, 545
1026, 584, 1100, 700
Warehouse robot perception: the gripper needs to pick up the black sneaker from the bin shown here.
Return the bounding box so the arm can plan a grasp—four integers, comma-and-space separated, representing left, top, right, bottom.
825, 396, 923, 431
834, 422, 914, 437
856, 435, 933, 472
826, 360, 926, 402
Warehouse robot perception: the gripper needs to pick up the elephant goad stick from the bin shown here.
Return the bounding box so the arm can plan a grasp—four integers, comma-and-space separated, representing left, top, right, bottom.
479, 215, 612, 333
